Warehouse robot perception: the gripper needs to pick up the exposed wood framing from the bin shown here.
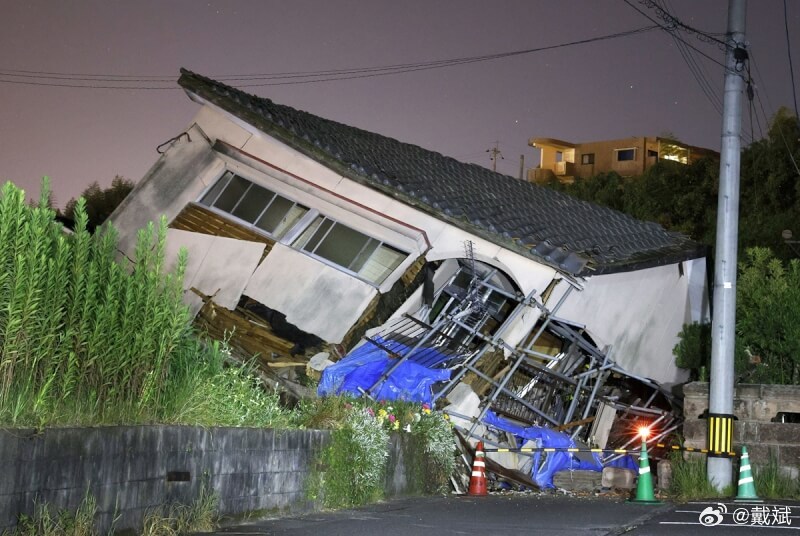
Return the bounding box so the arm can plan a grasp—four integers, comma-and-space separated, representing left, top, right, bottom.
170, 202, 276, 261
191, 288, 298, 365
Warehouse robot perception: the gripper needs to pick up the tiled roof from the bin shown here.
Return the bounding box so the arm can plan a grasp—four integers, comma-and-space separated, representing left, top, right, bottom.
178, 69, 706, 276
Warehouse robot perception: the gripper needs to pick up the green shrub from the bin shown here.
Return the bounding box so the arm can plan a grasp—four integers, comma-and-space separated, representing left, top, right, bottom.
304, 397, 456, 506
0, 180, 290, 428
673, 248, 800, 385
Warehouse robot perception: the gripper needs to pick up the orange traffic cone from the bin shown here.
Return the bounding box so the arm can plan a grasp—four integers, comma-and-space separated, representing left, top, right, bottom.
468, 441, 488, 496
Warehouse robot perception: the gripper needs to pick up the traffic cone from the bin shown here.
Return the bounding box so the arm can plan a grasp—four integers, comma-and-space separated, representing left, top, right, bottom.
734, 446, 762, 502
468, 441, 488, 496
628, 438, 661, 504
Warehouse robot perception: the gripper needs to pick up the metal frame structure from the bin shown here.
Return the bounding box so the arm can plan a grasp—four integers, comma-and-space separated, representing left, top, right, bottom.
360, 249, 681, 465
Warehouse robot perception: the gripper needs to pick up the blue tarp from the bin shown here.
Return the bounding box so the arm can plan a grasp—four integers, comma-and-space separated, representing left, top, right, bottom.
482, 410, 637, 488
318, 337, 451, 404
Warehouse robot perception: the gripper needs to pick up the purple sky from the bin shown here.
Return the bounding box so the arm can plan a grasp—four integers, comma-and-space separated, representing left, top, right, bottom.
1, 1, 797, 208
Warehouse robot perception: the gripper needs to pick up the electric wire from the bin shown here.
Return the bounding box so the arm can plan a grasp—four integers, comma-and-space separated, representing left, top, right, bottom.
621, 0, 730, 70
784, 0, 799, 116
0, 25, 659, 90
636, 0, 729, 48
750, 49, 800, 176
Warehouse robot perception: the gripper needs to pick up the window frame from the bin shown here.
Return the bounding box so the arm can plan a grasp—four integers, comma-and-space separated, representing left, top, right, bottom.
291, 214, 407, 285
197, 169, 409, 286
198, 170, 310, 241
580, 153, 595, 165
614, 148, 637, 162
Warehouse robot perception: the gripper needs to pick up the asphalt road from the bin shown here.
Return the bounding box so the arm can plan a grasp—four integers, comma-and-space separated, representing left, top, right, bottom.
195, 494, 800, 535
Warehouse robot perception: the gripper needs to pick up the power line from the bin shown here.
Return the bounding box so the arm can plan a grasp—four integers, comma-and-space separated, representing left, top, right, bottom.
636, 0, 729, 48
784, 0, 799, 116
660, 0, 722, 115
621, 0, 730, 70
0, 25, 660, 90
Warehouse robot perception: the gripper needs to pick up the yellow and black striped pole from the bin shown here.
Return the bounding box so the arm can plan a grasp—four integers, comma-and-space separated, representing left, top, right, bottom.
707, 413, 734, 458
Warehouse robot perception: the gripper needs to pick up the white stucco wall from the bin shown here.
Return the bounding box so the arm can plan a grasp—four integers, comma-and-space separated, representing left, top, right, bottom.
110, 124, 227, 254
114, 99, 707, 367
163, 229, 265, 316
552, 260, 709, 386
244, 244, 378, 343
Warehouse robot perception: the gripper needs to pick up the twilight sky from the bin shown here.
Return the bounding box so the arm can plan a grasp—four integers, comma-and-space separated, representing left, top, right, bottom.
1, 0, 797, 208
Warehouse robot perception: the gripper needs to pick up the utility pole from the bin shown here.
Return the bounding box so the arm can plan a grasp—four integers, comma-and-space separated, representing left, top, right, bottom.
486, 141, 504, 172
708, 0, 747, 491
518, 154, 525, 180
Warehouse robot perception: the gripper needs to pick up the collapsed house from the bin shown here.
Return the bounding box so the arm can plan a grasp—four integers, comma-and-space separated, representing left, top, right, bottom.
109, 69, 709, 485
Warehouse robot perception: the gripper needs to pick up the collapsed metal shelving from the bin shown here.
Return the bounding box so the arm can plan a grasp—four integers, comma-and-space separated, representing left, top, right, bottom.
362, 246, 682, 463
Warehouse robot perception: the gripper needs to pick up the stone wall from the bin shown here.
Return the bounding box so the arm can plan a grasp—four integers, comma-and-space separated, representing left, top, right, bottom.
683, 382, 800, 475
0, 426, 425, 534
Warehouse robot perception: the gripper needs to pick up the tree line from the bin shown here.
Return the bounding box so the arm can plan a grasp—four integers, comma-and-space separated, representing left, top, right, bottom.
543, 108, 800, 384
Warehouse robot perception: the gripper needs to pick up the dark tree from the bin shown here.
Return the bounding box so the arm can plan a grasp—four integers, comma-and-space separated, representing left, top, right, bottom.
64, 176, 134, 231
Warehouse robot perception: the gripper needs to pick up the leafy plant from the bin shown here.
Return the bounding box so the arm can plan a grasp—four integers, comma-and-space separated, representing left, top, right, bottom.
673, 322, 711, 381
0, 180, 292, 428
304, 397, 455, 506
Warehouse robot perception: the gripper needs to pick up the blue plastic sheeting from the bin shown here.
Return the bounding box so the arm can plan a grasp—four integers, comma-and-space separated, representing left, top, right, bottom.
318, 337, 451, 404
366, 335, 454, 368
482, 411, 637, 488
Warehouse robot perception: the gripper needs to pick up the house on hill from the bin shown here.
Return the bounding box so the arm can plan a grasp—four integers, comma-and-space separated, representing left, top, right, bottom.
109, 69, 709, 422
528, 136, 719, 184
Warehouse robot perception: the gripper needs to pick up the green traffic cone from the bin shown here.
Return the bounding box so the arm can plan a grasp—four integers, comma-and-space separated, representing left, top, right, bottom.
628, 438, 661, 504
734, 446, 762, 502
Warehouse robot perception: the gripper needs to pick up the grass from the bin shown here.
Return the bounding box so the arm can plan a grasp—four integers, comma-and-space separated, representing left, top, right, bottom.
754, 452, 800, 499
667, 450, 800, 501
3, 487, 218, 536
4, 493, 98, 536
0, 180, 292, 430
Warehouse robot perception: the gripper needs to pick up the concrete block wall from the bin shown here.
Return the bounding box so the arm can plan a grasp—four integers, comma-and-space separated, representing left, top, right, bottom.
682, 382, 800, 474
0, 426, 423, 534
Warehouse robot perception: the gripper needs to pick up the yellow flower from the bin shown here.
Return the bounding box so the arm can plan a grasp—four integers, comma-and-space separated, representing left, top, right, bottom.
378, 408, 388, 418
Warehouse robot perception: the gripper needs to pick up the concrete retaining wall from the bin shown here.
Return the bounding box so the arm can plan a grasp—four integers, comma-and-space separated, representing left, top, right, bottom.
0, 426, 425, 533
683, 382, 800, 475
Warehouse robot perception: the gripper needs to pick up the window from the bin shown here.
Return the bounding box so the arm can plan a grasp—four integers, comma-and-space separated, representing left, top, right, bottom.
200, 170, 409, 285
293, 216, 406, 284
200, 171, 309, 240
581, 153, 595, 165
615, 148, 636, 162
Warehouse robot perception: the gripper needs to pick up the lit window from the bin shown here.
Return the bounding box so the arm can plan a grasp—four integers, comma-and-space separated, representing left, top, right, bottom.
581, 153, 595, 165
615, 148, 636, 161
200, 171, 309, 240
293, 216, 406, 284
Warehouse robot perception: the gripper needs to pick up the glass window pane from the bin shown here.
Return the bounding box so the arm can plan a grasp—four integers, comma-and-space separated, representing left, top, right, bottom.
314, 223, 371, 267
200, 171, 233, 206
213, 174, 250, 212
359, 244, 405, 283
271, 203, 309, 239
349, 238, 380, 272
294, 216, 330, 251
232, 184, 275, 223
256, 195, 292, 233
616, 149, 635, 162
